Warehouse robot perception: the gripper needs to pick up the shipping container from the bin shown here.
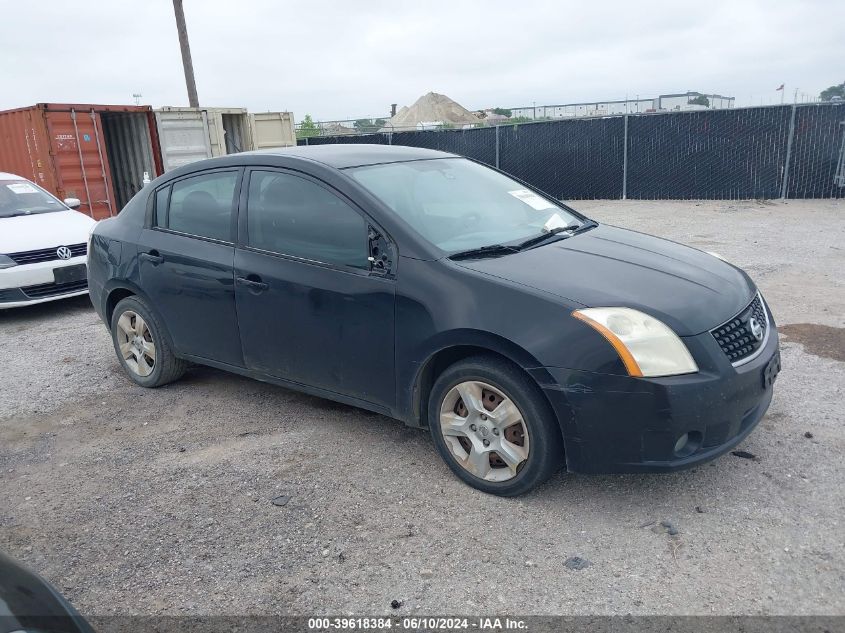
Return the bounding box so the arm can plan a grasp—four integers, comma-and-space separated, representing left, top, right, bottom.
249, 111, 297, 150
0, 103, 163, 219
155, 107, 296, 171
155, 106, 252, 171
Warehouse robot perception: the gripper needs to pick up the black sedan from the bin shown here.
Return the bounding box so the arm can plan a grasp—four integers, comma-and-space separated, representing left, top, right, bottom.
0, 551, 94, 633
87, 145, 780, 496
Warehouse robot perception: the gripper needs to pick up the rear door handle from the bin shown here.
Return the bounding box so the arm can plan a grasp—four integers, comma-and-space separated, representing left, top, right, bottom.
140, 251, 164, 265
236, 276, 269, 292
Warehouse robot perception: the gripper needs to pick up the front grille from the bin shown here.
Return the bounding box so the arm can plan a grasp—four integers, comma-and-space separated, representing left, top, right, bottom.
21, 279, 88, 299
711, 293, 768, 364
7, 243, 87, 265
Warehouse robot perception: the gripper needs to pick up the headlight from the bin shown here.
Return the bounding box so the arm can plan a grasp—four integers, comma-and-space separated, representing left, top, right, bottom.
0, 254, 17, 269
572, 307, 699, 377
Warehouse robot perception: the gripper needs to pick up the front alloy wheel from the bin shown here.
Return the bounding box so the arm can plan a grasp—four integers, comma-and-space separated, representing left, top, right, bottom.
428, 355, 564, 496
439, 381, 530, 482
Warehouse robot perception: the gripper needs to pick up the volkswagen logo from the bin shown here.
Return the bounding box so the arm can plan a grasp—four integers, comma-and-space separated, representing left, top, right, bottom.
749, 317, 764, 342
56, 246, 72, 260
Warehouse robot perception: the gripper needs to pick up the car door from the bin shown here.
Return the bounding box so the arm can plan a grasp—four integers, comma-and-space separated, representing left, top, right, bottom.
234, 168, 396, 410
137, 168, 244, 366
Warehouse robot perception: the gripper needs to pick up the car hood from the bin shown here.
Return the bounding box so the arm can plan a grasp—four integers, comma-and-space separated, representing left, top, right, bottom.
454, 224, 756, 336
0, 210, 96, 254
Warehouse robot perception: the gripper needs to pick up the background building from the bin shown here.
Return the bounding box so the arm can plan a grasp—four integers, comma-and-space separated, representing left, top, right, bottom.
510, 91, 735, 119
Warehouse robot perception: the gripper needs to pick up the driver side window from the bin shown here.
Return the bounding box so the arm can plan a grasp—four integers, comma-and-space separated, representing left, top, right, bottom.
246, 170, 368, 270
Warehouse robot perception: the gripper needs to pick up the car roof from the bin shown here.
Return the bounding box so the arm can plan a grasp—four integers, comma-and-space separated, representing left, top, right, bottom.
0, 172, 25, 180
245, 144, 458, 169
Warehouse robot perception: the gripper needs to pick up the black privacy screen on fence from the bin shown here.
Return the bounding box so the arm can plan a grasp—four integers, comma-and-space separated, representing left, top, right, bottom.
300, 103, 845, 199
626, 106, 792, 199
499, 117, 625, 200
787, 105, 845, 198
393, 127, 497, 166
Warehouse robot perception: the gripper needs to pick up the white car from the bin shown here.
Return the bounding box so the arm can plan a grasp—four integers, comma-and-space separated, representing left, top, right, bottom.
0, 172, 97, 309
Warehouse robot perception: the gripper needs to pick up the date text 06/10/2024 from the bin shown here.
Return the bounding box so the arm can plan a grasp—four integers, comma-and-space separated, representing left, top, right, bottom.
307, 616, 528, 630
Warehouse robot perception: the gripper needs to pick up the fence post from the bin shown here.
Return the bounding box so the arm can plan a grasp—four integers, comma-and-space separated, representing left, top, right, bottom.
304, 137, 309, 146
495, 124, 500, 169
622, 114, 629, 200
780, 105, 797, 199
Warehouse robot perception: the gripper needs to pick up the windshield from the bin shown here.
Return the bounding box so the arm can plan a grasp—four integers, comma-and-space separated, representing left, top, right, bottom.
0, 180, 68, 218
347, 158, 583, 253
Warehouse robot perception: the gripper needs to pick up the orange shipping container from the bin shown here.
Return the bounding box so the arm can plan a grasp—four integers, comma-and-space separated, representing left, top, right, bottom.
0, 103, 163, 220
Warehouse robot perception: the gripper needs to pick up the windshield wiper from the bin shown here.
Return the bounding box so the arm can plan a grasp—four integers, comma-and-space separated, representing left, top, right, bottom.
449, 244, 519, 261
514, 224, 579, 250
514, 220, 598, 251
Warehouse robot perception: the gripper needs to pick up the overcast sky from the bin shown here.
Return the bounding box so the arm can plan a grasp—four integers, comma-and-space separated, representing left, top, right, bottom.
2, 0, 843, 120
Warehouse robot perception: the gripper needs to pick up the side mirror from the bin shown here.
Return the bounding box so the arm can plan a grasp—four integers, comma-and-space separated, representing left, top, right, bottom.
368, 226, 394, 276
64, 197, 81, 210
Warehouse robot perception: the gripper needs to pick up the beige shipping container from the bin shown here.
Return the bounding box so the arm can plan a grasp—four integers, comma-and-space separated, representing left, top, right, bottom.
155, 107, 296, 171
249, 112, 296, 149
155, 106, 253, 171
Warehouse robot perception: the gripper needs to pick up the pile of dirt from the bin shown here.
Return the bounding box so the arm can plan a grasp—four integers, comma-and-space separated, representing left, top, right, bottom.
382, 92, 480, 130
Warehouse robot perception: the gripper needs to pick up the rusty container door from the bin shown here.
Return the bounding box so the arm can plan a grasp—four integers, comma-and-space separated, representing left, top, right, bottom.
0, 104, 164, 220
42, 107, 116, 219
0, 106, 60, 196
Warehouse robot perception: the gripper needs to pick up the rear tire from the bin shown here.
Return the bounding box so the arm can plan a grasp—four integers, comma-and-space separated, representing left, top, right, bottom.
110, 296, 187, 388
428, 355, 564, 496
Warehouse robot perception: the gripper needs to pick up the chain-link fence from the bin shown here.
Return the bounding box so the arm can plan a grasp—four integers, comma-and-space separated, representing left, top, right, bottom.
300, 103, 845, 199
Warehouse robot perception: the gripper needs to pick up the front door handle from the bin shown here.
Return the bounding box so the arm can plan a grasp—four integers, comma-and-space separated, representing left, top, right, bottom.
236, 275, 269, 292
140, 251, 164, 265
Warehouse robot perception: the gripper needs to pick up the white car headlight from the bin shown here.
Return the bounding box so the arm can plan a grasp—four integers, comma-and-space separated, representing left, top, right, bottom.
572, 307, 699, 377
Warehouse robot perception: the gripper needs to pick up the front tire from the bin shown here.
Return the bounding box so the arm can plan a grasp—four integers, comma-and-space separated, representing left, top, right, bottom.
428, 355, 564, 496
110, 296, 187, 388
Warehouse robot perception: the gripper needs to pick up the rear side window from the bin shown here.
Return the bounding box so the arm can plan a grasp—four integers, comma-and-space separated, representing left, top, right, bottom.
166, 171, 238, 241
246, 170, 368, 269
154, 186, 170, 227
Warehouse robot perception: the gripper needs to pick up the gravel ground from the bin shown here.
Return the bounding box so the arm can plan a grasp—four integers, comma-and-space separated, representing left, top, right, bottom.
0, 199, 843, 616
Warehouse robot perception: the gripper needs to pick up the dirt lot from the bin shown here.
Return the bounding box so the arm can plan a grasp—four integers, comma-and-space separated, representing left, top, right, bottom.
1, 199, 843, 616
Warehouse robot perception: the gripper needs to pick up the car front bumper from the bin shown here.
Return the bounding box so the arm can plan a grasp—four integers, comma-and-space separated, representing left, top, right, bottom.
0, 256, 89, 309
535, 324, 780, 474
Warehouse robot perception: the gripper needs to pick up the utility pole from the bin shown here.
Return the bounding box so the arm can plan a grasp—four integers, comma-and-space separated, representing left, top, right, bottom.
172, 0, 199, 108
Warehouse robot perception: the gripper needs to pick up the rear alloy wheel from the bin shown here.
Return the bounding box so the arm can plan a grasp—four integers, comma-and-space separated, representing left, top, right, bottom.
116, 310, 156, 377
440, 381, 529, 482
110, 296, 187, 388
428, 355, 564, 496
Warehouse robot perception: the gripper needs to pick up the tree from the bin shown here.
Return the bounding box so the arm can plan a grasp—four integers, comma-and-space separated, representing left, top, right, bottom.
492, 107, 512, 117
820, 82, 845, 101
354, 119, 376, 132
688, 95, 710, 107
353, 118, 389, 133
296, 114, 320, 139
